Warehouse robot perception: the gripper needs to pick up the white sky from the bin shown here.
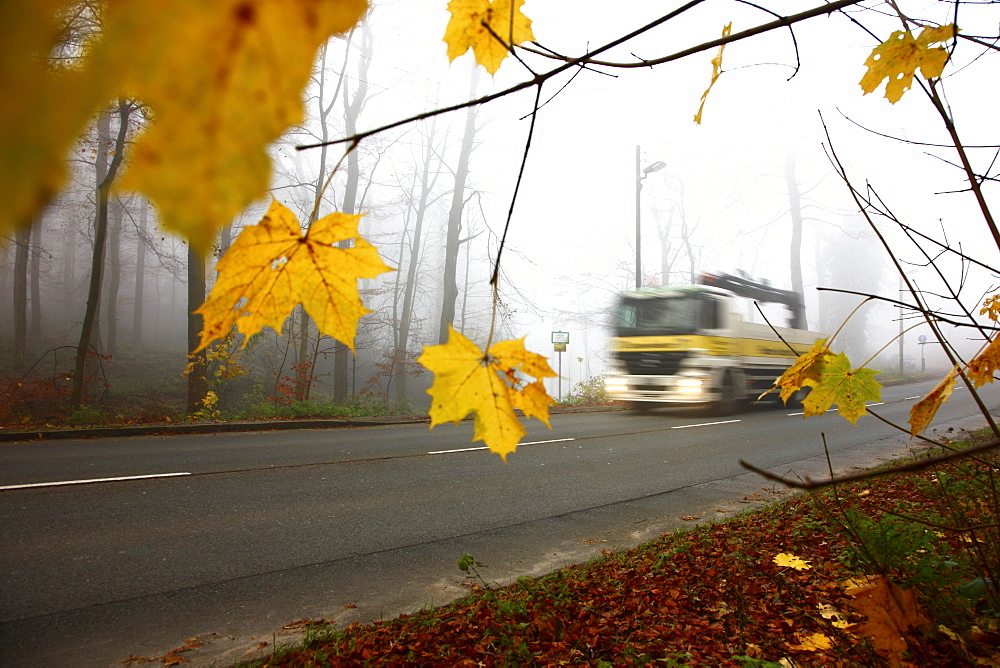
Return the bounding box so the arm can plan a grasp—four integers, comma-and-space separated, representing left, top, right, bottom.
284, 1, 999, 394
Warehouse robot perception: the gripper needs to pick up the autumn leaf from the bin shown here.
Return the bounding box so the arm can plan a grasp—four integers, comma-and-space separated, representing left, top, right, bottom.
693, 22, 732, 124
773, 552, 811, 570
818, 603, 852, 629
787, 632, 832, 652
0, 1, 104, 236
844, 575, 930, 663
419, 326, 556, 461
104, 0, 368, 252
444, 0, 535, 75
967, 335, 1000, 388
860, 24, 956, 104
761, 338, 831, 403
909, 366, 958, 436
2, 1, 367, 250
195, 199, 392, 352
801, 352, 882, 424
980, 294, 1000, 322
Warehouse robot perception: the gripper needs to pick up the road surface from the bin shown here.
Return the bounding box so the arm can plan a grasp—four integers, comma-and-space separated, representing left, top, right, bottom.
1, 379, 997, 666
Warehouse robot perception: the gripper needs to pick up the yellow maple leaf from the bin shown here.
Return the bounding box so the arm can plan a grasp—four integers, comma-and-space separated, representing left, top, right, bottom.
909, 366, 958, 436
419, 326, 556, 461
0, 1, 105, 236
444, 0, 535, 75
693, 22, 732, 125
105, 0, 368, 252
801, 352, 882, 424
3, 1, 367, 251
860, 24, 956, 104
787, 632, 832, 652
195, 199, 392, 352
761, 338, 831, 404
773, 552, 812, 570
967, 335, 1000, 387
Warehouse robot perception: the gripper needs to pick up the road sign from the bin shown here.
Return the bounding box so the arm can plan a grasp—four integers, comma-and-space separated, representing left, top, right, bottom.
551, 331, 569, 344
554, 343, 567, 352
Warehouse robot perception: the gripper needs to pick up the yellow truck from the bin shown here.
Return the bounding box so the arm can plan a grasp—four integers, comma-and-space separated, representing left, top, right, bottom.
604, 272, 822, 414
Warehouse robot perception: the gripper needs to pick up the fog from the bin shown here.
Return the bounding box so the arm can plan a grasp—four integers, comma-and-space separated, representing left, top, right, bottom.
2, 0, 998, 411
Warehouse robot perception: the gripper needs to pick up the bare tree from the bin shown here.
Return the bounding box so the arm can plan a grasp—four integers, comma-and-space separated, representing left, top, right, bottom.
12, 225, 30, 371
332, 22, 373, 402
186, 245, 207, 413
785, 156, 806, 322
131, 199, 147, 345
105, 195, 123, 355
438, 69, 480, 343
71, 99, 133, 409
392, 119, 446, 401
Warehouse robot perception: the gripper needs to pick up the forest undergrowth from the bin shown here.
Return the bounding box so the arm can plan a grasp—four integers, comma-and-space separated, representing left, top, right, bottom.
230, 436, 1000, 667
0, 346, 625, 430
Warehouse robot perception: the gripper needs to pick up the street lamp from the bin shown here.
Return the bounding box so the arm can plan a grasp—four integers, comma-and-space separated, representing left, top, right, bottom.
635, 144, 666, 289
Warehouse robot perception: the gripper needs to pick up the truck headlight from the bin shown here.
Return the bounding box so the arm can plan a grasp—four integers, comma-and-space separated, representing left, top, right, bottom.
604, 377, 628, 392
676, 377, 708, 394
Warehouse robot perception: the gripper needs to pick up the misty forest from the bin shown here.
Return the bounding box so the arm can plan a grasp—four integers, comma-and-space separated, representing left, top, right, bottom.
1, 0, 997, 440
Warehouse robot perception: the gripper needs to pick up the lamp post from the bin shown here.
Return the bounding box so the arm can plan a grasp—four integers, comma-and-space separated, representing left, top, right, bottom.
635, 144, 666, 289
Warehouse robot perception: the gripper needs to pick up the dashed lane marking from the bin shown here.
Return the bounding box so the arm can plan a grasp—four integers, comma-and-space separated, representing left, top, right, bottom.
1, 471, 192, 491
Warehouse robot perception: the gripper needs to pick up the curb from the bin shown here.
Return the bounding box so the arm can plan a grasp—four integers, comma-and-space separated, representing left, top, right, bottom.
0, 404, 628, 443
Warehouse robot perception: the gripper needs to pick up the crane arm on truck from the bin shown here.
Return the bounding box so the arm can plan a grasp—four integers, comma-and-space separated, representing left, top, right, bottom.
698, 272, 806, 330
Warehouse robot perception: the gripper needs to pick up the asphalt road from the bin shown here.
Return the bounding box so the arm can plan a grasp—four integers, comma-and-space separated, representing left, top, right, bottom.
2, 379, 997, 666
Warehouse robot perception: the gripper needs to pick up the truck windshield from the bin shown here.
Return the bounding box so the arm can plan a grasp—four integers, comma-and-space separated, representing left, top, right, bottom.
614, 294, 702, 335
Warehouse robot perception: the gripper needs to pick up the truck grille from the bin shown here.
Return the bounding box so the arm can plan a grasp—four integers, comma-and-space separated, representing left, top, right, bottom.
617, 351, 688, 376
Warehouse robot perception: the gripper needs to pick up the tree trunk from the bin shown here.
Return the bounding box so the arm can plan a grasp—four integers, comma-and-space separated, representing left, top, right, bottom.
295, 307, 311, 401
12, 224, 30, 371
333, 24, 372, 402
71, 100, 132, 409
29, 218, 43, 337
105, 196, 123, 355
439, 72, 479, 343
785, 156, 806, 321
132, 199, 147, 345
186, 246, 208, 414
393, 120, 441, 402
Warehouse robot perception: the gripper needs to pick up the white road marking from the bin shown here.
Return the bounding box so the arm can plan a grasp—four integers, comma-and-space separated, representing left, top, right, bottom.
0, 471, 192, 491
428, 437, 575, 456
671, 420, 740, 429
787, 401, 884, 417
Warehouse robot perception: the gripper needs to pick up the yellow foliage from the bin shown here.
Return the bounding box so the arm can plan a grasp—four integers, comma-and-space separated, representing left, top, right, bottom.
980, 294, 1000, 322
693, 23, 732, 125
968, 336, 1000, 388
444, 0, 535, 75
419, 326, 556, 461
1, 0, 368, 251
860, 24, 956, 104
109, 0, 368, 252
787, 632, 832, 652
762, 338, 830, 404
909, 366, 957, 436
801, 352, 881, 424
818, 603, 852, 629
195, 199, 392, 353
773, 552, 811, 570
0, 1, 101, 235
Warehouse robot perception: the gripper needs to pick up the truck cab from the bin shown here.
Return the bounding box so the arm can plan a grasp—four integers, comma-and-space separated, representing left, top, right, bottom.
604, 274, 821, 414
